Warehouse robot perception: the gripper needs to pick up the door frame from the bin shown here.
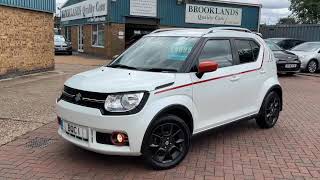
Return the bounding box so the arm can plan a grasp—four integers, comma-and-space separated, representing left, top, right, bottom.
78, 25, 84, 52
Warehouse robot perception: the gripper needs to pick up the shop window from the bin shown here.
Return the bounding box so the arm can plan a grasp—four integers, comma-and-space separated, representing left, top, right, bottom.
92, 24, 105, 47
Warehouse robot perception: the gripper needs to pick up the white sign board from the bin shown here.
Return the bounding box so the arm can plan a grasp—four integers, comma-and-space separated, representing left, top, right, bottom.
185, 4, 242, 26
130, 0, 157, 17
196, 0, 261, 6
61, 0, 108, 22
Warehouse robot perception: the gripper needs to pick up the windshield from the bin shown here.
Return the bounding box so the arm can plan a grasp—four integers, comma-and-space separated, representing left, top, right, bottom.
54, 35, 66, 43
265, 40, 282, 51
109, 36, 200, 72
291, 42, 320, 52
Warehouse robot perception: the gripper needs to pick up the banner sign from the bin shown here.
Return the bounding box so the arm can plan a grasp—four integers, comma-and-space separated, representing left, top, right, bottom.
196, 0, 261, 6
130, 0, 157, 17
185, 4, 242, 26
61, 0, 108, 22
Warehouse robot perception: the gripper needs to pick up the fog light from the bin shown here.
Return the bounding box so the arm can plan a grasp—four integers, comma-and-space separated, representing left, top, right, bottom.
117, 134, 124, 143
111, 132, 128, 146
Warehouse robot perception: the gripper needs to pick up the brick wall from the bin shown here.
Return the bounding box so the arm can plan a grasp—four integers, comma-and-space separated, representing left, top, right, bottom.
70, 26, 78, 51
0, 5, 54, 79
107, 23, 125, 59
62, 23, 126, 59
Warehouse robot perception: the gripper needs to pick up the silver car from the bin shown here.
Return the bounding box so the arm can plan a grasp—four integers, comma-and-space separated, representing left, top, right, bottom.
290, 42, 320, 73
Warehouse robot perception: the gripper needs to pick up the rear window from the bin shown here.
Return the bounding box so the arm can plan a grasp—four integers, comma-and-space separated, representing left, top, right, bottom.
235, 40, 260, 64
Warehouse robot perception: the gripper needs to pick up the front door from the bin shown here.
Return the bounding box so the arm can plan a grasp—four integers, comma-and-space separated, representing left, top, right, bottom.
192, 38, 264, 132
78, 26, 84, 52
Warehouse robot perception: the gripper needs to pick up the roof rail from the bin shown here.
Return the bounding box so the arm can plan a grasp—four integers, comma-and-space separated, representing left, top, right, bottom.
151, 28, 193, 34
206, 27, 252, 34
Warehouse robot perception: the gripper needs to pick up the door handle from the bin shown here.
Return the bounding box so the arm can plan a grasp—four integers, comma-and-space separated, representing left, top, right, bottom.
260, 69, 266, 74
230, 75, 240, 82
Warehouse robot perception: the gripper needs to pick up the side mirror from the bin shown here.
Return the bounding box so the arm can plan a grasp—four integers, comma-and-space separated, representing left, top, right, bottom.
196, 61, 219, 78
112, 55, 119, 60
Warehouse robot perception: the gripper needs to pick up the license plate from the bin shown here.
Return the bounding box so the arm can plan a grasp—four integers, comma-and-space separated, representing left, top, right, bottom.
62, 121, 88, 139
285, 64, 297, 68
58, 47, 65, 51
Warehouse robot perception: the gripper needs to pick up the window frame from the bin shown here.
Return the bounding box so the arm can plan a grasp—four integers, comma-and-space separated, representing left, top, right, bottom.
64, 26, 72, 42
233, 38, 261, 65
91, 23, 105, 48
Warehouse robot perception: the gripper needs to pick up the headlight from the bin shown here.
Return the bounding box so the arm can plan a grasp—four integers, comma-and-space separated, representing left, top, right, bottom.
104, 92, 144, 112
300, 55, 309, 60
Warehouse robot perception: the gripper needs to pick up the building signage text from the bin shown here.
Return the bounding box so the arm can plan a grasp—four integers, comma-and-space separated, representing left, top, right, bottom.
130, 0, 157, 17
185, 4, 242, 26
61, 0, 108, 22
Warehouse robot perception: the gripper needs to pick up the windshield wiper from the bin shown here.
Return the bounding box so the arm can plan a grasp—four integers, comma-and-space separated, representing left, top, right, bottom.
108, 64, 138, 70
143, 68, 178, 72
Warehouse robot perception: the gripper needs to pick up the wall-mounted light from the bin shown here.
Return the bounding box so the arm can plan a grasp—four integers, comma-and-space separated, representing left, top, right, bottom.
177, 0, 184, 5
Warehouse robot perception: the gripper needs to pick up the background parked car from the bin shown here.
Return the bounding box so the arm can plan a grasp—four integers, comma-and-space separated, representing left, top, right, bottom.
265, 40, 301, 75
290, 42, 320, 73
54, 35, 72, 55
268, 38, 305, 50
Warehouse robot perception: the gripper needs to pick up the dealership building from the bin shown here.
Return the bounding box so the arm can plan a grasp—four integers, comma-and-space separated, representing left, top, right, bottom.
60, 0, 261, 58
0, 0, 55, 79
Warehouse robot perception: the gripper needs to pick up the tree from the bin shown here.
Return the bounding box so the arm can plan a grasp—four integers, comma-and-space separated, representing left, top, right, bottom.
290, 0, 320, 24
277, 17, 297, 25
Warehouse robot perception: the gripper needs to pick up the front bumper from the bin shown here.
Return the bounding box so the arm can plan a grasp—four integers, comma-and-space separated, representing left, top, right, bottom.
56, 100, 149, 156
277, 62, 301, 73
55, 47, 72, 53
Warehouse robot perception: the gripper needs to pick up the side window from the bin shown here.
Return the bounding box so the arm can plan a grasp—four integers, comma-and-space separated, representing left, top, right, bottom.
198, 40, 233, 68
235, 40, 260, 64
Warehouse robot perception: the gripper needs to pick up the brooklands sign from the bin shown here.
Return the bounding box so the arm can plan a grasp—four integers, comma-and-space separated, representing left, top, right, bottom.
185, 4, 242, 26
61, 0, 108, 22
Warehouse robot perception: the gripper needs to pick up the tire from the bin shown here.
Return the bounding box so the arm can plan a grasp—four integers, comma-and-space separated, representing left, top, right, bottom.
256, 91, 281, 129
141, 114, 191, 170
306, 60, 318, 73
68, 51, 73, 55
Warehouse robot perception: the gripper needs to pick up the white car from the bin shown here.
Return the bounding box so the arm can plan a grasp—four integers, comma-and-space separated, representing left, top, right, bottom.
56, 27, 283, 169
290, 42, 320, 73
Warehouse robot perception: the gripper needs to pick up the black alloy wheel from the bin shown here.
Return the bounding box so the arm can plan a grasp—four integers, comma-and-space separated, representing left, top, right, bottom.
142, 115, 190, 170
256, 92, 281, 129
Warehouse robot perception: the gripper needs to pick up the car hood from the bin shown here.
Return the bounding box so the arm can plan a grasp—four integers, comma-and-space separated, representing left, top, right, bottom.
65, 67, 176, 93
55, 41, 68, 46
289, 51, 314, 57
273, 50, 298, 61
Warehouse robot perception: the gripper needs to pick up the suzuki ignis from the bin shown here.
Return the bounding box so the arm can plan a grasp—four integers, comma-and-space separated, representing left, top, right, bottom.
57, 27, 282, 169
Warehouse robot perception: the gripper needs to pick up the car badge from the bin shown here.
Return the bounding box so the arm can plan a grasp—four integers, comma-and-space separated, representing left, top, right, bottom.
75, 93, 82, 102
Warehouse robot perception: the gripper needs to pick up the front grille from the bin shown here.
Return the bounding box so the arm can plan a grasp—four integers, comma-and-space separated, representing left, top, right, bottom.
60, 86, 107, 110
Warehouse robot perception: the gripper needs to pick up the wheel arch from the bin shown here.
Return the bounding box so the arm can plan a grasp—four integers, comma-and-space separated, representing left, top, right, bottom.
310, 58, 319, 66
150, 104, 194, 133
264, 85, 283, 111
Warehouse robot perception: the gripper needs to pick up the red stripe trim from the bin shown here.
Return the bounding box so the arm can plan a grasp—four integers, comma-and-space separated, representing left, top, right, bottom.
155, 67, 261, 95
155, 52, 265, 95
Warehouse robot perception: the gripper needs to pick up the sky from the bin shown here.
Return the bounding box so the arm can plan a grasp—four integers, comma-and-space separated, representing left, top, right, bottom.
56, 0, 291, 25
